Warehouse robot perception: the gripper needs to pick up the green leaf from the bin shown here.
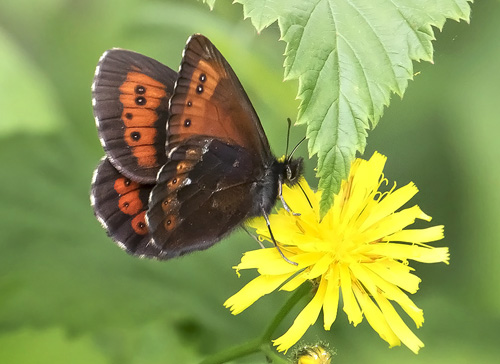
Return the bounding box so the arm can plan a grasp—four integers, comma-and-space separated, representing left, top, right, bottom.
234, 0, 284, 33
236, 0, 472, 217
202, 0, 216, 10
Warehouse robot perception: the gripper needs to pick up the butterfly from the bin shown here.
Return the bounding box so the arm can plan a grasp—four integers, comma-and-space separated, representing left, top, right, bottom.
91, 34, 304, 260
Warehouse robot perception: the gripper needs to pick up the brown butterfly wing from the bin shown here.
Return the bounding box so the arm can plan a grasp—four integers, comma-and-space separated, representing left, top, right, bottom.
92, 49, 177, 183
147, 137, 257, 258
145, 35, 279, 258
167, 34, 272, 163
91, 158, 165, 258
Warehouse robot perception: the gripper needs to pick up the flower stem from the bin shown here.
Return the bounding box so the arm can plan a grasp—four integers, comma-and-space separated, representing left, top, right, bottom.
260, 344, 290, 364
261, 282, 312, 340
198, 338, 261, 364
199, 282, 312, 364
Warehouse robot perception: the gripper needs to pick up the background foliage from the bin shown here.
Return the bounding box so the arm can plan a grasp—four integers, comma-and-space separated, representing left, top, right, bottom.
0, 0, 498, 363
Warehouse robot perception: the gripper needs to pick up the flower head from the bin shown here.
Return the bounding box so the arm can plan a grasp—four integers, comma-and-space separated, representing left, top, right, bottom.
224, 152, 449, 354
293, 343, 333, 364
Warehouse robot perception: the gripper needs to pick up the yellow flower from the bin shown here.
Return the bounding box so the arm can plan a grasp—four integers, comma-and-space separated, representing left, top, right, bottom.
294, 344, 333, 364
224, 152, 449, 354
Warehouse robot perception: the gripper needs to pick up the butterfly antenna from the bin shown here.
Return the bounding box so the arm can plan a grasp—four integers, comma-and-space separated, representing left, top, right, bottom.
285, 117, 292, 158
287, 136, 306, 163
297, 181, 313, 209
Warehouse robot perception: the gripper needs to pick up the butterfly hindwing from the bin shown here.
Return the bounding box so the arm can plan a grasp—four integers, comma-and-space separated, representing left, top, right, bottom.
92, 49, 177, 183
147, 137, 257, 258
168, 35, 272, 163
91, 157, 165, 258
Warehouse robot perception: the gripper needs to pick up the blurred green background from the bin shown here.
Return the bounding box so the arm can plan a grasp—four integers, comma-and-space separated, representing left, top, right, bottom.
0, 0, 498, 363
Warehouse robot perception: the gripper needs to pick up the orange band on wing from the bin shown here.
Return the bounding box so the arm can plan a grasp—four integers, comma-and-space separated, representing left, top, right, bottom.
121, 72, 167, 91
119, 72, 166, 110
122, 108, 159, 128
131, 145, 157, 168
119, 94, 163, 110
124, 127, 157, 146
119, 72, 167, 168
114, 177, 140, 195
131, 211, 148, 235
192, 60, 220, 98
118, 190, 143, 215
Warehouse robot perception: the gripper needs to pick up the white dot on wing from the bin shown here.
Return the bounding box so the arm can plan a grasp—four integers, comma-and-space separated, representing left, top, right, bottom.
116, 240, 127, 251
96, 214, 109, 231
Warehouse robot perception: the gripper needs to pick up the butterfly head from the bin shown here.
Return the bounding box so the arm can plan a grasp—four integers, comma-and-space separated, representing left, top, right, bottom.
284, 157, 304, 187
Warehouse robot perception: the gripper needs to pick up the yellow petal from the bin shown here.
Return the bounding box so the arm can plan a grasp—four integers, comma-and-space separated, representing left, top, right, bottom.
274, 276, 328, 352
292, 217, 323, 242
224, 273, 293, 315
370, 243, 450, 264
280, 272, 308, 292
368, 260, 421, 294
322, 265, 340, 330
245, 216, 268, 232
235, 248, 304, 275
358, 265, 424, 326
373, 291, 424, 354
235, 248, 282, 270
302, 253, 333, 280
352, 285, 400, 348
349, 263, 381, 294
261, 252, 324, 276
339, 264, 363, 325
360, 182, 418, 231
290, 237, 331, 252
358, 205, 430, 244
386, 226, 444, 243
282, 177, 319, 213
343, 155, 385, 222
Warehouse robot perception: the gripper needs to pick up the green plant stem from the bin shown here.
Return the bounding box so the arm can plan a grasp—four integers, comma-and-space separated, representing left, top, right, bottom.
261, 282, 312, 341
199, 282, 312, 364
260, 344, 290, 364
199, 338, 261, 364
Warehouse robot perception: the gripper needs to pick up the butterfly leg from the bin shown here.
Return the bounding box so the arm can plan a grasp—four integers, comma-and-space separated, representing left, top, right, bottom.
278, 178, 300, 216
261, 206, 298, 266
241, 225, 266, 249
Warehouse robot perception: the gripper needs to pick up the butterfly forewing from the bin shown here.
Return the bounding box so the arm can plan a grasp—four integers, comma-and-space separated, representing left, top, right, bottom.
91, 158, 165, 258
147, 137, 256, 258
92, 50, 177, 183
168, 35, 272, 163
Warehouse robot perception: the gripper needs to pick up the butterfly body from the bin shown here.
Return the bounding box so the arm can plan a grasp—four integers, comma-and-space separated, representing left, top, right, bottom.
91, 34, 303, 259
